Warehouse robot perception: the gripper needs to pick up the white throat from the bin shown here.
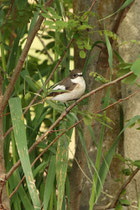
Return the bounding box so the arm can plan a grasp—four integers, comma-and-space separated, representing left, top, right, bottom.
71, 76, 85, 85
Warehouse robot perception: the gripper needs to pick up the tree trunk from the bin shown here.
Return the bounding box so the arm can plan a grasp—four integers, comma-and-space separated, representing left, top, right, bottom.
70, 0, 135, 209
118, 1, 140, 209
0, 74, 10, 210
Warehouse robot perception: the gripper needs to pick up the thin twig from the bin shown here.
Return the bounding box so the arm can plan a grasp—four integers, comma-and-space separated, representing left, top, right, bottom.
109, 168, 140, 209
88, 0, 96, 13
5, 0, 15, 20
4, 127, 13, 139
96, 90, 140, 114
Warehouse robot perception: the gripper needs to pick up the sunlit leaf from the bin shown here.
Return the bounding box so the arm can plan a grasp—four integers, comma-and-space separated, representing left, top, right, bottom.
122, 74, 137, 84
131, 58, 140, 76
43, 156, 56, 210
133, 160, 140, 169
119, 199, 130, 206
79, 50, 86, 58
9, 97, 41, 210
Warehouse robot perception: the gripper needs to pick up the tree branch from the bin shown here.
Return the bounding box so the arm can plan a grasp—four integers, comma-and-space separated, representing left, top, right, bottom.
96, 90, 140, 114
1, 0, 54, 112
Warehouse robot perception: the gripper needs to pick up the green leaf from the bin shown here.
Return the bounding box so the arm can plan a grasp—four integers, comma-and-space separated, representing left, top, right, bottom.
115, 203, 123, 210
46, 100, 64, 112
79, 50, 86, 58
76, 39, 83, 46
47, 7, 61, 20
119, 199, 130, 206
56, 128, 69, 210
78, 24, 92, 30
117, 68, 130, 77
133, 160, 140, 169
41, 12, 53, 19
9, 97, 41, 210
122, 168, 131, 176
83, 114, 93, 125
44, 20, 55, 27
91, 72, 109, 83
89, 126, 105, 209
105, 32, 113, 73
131, 58, 140, 76
55, 20, 68, 29
43, 156, 56, 210
89, 89, 111, 208
122, 73, 137, 84
119, 0, 134, 11
78, 45, 84, 49
84, 43, 92, 50
21, 70, 38, 92
12, 171, 34, 210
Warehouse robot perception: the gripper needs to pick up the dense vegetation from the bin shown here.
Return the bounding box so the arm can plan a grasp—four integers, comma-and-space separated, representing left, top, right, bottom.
0, 0, 140, 209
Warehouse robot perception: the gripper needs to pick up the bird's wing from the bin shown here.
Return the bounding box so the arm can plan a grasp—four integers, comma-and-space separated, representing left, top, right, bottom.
58, 77, 77, 91
48, 77, 77, 97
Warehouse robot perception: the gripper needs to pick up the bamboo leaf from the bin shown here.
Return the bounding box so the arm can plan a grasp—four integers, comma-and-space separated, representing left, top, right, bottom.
105, 32, 113, 74
56, 132, 69, 210
43, 156, 56, 210
21, 70, 38, 92
9, 97, 41, 210
12, 171, 34, 210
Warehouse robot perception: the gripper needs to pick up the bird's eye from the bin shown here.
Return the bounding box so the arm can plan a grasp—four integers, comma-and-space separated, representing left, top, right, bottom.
73, 74, 77, 77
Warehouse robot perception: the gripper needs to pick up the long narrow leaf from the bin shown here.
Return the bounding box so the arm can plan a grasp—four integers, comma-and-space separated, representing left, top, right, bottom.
56, 132, 69, 210
43, 156, 56, 210
105, 32, 113, 75
9, 97, 41, 210
89, 88, 111, 209
13, 172, 34, 210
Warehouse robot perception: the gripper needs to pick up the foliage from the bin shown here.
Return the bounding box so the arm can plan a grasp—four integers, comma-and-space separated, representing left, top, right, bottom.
0, 0, 140, 210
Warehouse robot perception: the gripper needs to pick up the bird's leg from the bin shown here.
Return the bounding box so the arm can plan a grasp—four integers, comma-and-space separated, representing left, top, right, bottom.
64, 102, 67, 108
64, 102, 69, 113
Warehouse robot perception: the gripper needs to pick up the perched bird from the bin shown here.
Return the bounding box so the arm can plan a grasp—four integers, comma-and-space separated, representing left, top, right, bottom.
48, 69, 86, 102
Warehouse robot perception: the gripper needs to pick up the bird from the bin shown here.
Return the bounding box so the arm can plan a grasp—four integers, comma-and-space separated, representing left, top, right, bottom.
47, 69, 86, 103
